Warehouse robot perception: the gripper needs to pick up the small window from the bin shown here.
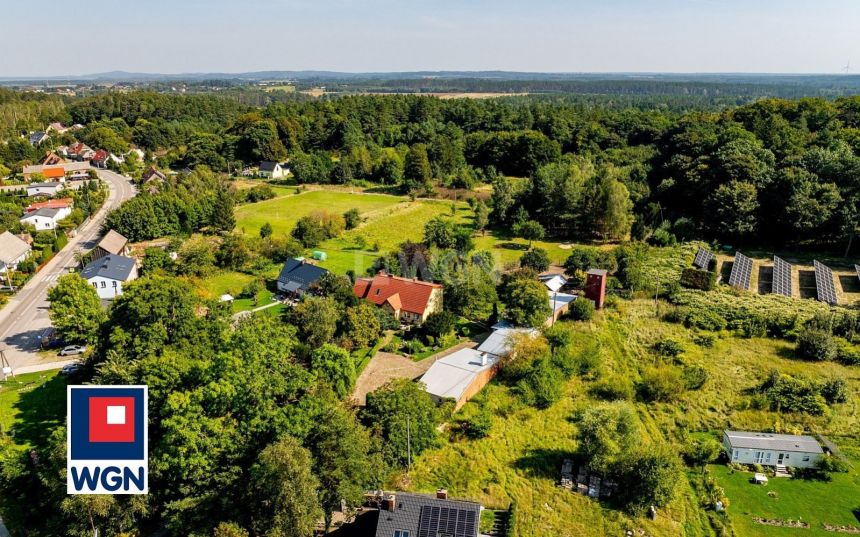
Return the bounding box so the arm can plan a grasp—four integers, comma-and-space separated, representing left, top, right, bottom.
112, 281, 117, 287
375, 289, 381, 295
732, 450, 738, 460
393, 531, 410, 537
802, 456, 810, 462
100, 281, 106, 288
784, 453, 789, 459
92, 283, 97, 288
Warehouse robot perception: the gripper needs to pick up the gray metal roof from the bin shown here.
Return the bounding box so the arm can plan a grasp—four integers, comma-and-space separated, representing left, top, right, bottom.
21, 207, 61, 219
259, 161, 280, 171
27, 182, 62, 189
277, 258, 327, 292
724, 430, 823, 453
80, 254, 136, 282
97, 230, 128, 255
374, 493, 480, 537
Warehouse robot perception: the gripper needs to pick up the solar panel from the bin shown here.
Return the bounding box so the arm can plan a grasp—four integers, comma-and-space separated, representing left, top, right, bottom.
727, 252, 753, 290
693, 247, 715, 270
418, 506, 477, 537
772, 256, 792, 297
813, 260, 838, 305
855, 264, 860, 283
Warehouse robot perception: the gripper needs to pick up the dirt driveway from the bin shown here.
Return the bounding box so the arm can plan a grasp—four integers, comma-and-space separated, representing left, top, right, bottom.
351, 340, 479, 405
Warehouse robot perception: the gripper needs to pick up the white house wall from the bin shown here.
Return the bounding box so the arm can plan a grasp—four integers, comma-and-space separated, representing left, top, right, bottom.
724, 439, 821, 468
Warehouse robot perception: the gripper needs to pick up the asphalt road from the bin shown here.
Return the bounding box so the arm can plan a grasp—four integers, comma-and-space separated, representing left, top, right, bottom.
0, 170, 136, 373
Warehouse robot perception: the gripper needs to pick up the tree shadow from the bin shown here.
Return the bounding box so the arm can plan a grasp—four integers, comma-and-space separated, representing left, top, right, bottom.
3, 327, 54, 353
798, 270, 817, 299
776, 346, 799, 361
719, 260, 733, 283
496, 242, 528, 252
853, 506, 860, 524
9, 374, 67, 448
839, 275, 860, 294
512, 448, 576, 480
328, 509, 380, 536
758, 265, 773, 295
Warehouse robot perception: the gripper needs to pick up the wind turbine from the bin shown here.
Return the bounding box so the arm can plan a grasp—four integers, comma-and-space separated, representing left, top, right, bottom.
845, 59, 851, 74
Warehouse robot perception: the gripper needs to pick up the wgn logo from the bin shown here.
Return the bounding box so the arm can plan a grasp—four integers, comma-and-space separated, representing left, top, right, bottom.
67, 385, 148, 494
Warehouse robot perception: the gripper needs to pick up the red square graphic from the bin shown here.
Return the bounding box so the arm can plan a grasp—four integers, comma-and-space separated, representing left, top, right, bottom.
88, 397, 135, 443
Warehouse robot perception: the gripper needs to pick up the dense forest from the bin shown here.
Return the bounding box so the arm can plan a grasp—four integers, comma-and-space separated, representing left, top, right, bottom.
5, 89, 855, 248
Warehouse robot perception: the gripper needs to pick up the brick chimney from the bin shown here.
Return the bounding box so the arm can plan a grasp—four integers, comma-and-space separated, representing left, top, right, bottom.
436, 488, 448, 500
584, 269, 607, 309
383, 494, 397, 512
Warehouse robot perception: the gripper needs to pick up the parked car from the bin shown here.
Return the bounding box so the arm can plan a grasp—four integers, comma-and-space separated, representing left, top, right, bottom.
60, 363, 81, 376
59, 345, 87, 356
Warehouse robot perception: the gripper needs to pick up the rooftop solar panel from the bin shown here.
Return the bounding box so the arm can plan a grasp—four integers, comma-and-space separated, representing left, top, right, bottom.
727, 252, 753, 290
693, 247, 715, 270
813, 260, 838, 305
772, 256, 792, 297
418, 506, 477, 537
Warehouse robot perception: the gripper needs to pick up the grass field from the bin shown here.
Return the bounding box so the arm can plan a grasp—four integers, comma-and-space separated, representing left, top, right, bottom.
711, 463, 860, 536
0, 370, 65, 448
235, 190, 405, 238
316, 200, 471, 275
399, 293, 860, 536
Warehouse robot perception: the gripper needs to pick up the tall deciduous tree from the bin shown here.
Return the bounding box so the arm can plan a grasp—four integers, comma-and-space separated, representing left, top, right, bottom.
306, 405, 376, 531
47, 274, 106, 344
403, 143, 432, 193
362, 379, 439, 467
250, 436, 321, 537
310, 344, 356, 398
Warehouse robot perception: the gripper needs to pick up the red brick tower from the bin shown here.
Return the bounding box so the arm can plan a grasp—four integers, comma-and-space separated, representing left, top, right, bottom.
584, 268, 607, 309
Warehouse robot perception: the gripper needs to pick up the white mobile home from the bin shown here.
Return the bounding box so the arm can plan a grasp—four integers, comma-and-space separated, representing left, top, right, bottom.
723, 430, 823, 469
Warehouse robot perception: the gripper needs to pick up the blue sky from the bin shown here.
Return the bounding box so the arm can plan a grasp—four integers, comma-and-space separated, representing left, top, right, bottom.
1, 0, 857, 76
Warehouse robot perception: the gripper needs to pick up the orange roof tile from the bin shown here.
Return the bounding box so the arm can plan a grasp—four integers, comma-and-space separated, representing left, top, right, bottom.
42, 167, 65, 178
353, 273, 441, 315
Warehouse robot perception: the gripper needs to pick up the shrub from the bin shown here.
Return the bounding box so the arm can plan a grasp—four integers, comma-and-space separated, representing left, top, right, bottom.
683, 437, 723, 466
654, 339, 683, 358
759, 372, 829, 415
465, 407, 493, 439
740, 315, 767, 338
638, 366, 685, 402
568, 298, 595, 321
796, 327, 838, 361
835, 338, 860, 365
816, 456, 849, 474
820, 378, 848, 404
693, 333, 715, 348
519, 248, 550, 272
679, 267, 715, 291
590, 375, 634, 401
679, 307, 727, 331
682, 365, 709, 390
517, 359, 563, 409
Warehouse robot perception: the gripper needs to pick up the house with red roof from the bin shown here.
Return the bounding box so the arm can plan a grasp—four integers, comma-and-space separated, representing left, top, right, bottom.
92, 149, 109, 168
26, 198, 73, 213
353, 272, 443, 324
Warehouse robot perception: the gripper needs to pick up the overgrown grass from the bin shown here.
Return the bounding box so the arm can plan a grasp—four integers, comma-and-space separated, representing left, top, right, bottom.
398, 297, 860, 536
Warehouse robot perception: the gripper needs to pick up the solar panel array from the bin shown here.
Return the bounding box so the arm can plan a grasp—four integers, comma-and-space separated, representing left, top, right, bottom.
772, 256, 792, 297
855, 264, 860, 283
693, 247, 716, 270
814, 260, 838, 305
418, 506, 477, 537
728, 252, 753, 290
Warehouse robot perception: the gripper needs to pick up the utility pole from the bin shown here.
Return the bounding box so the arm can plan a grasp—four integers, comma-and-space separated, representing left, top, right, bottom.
406, 415, 412, 473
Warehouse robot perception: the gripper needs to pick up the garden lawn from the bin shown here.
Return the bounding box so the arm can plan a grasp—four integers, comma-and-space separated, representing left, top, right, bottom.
190, 268, 281, 313
712, 463, 860, 536
235, 190, 405, 237
0, 370, 65, 448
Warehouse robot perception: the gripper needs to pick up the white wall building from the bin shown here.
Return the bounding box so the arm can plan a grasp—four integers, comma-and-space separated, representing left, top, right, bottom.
19, 207, 71, 230
0, 231, 31, 274
26, 182, 65, 197
79, 254, 138, 300
723, 430, 824, 469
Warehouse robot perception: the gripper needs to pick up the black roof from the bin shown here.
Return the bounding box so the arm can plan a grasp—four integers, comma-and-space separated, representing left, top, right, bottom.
374, 493, 480, 537
80, 254, 136, 282
277, 258, 327, 292
259, 161, 280, 172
